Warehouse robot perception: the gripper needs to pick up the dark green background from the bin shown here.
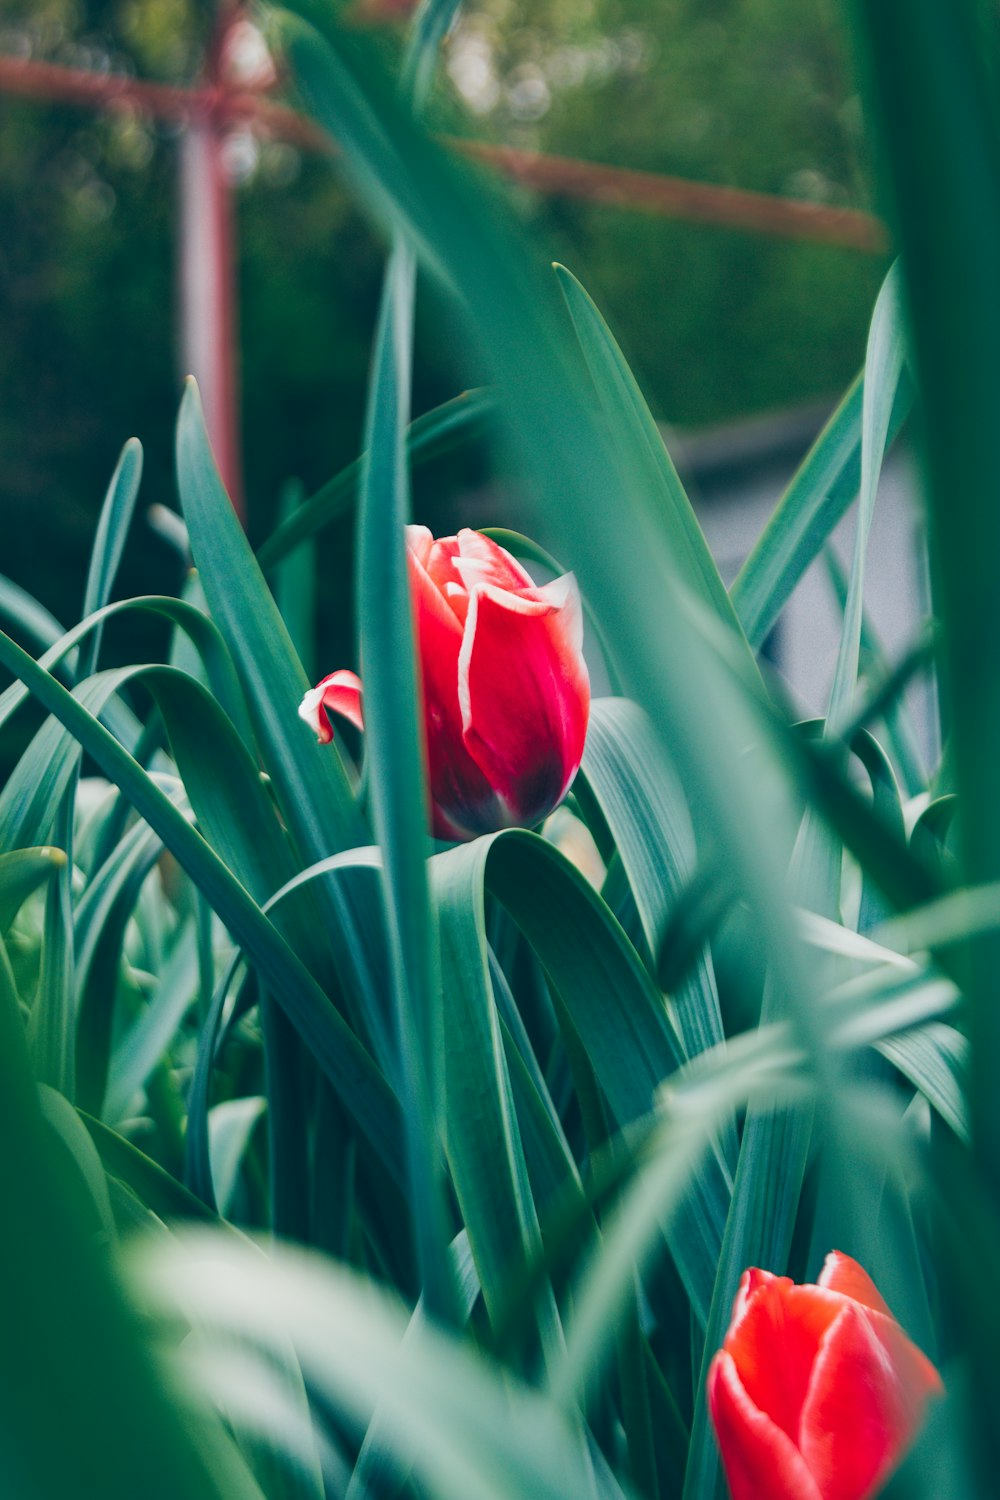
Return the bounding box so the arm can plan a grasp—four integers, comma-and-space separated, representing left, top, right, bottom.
0, 0, 886, 665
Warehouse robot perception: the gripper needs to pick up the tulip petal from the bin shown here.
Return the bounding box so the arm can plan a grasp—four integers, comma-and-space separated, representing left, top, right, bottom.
799, 1304, 940, 1500
454, 528, 536, 593
458, 574, 590, 829
308, 528, 592, 842
727, 1266, 784, 1338
724, 1278, 844, 1446
407, 537, 467, 650
424, 536, 468, 622
407, 535, 507, 839
816, 1251, 891, 1315
708, 1351, 824, 1500
299, 670, 364, 744
404, 524, 434, 570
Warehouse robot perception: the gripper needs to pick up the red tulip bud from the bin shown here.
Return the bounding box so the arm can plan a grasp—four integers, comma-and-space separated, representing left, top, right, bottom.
299, 526, 590, 840
708, 1252, 943, 1500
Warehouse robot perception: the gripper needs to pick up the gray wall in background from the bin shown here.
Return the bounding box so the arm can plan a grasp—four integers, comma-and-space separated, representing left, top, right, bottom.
675, 409, 936, 779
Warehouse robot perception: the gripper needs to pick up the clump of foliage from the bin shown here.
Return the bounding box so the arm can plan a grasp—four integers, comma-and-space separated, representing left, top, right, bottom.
1, 3, 999, 1500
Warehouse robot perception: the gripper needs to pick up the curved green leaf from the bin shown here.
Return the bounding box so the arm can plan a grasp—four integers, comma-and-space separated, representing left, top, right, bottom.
731, 370, 913, 649
176, 380, 365, 864
0, 629, 405, 1187
554, 263, 746, 651
137, 1229, 602, 1500
439, 828, 730, 1329
578, 699, 731, 1081
0, 846, 67, 934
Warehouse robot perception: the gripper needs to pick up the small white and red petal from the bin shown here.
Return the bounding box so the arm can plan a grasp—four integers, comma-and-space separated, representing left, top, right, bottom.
708, 1350, 823, 1500
403, 538, 504, 836
425, 535, 467, 611
408, 535, 468, 643
532, 572, 584, 655
457, 573, 589, 829
298, 669, 364, 744
404, 524, 435, 570
452, 528, 536, 594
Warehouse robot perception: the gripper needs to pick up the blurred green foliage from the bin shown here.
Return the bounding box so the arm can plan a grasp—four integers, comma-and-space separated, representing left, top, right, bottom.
0, 0, 886, 646
447, 0, 887, 421
0, 2, 989, 1495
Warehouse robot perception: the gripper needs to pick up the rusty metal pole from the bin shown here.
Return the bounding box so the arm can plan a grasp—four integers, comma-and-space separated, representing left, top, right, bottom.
177, 4, 245, 519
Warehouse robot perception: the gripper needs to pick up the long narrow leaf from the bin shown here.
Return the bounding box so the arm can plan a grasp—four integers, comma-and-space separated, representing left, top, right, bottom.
0, 630, 405, 1185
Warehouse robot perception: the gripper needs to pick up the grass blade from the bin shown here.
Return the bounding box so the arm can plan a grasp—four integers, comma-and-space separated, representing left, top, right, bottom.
0, 846, 67, 933
176, 380, 365, 863
827, 262, 908, 735
358, 240, 454, 1316
554, 264, 746, 649
0, 629, 405, 1185
731, 370, 912, 650
0, 931, 228, 1500
139, 1229, 601, 1500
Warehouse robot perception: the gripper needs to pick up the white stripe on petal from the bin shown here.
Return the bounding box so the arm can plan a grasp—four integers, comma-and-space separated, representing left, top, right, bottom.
298, 684, 327, 732
535, 572, 583, 654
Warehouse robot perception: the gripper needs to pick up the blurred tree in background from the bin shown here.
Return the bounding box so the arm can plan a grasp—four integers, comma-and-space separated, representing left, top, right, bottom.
444, 0, 886, 422
0, 0, 887, 690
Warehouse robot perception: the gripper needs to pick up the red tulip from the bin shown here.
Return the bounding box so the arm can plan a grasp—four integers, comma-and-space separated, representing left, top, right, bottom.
708, 1252, 942, 1500
299, 526, 590, 841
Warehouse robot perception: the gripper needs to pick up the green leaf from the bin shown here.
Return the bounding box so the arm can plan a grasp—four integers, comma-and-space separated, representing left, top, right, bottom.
731, 369, 913, 650
822, 548, 928, 795
431, 840, 563, 1360
0, 593, 244, 766
0, 629, 405, 1188
850, 728, 906, 932
549, 1031, 807, 1410
827, 262, 908, 735
344, 0, 470, 1317
578, 699, 731, 1084
877, 1025, 968, 1141
437, 828, 730, 1330
554, 263, 747, 652
0, 572, 74, 673
73, 798, 174, 1114
38, 439, 145, 1096
35, 441, 138, 1102
105, 918, 201, 1122
38, 1083, 116, 1238
400, 0, 464, 108
791, 267, 909, 922
273, 480, 317, 682
176, 380, 364, 864
1, 667, 148, 850
78, 439, 144, 678
849, 6, 1000, 1264
358, 240, 453, 1315
137, 1229, 605, 1500
183, 853, 412, 1293
0, 846, 67, 934
209, 1097, 268, 1215
81, 1111, 242, 1229
0, 931, 228, 1500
